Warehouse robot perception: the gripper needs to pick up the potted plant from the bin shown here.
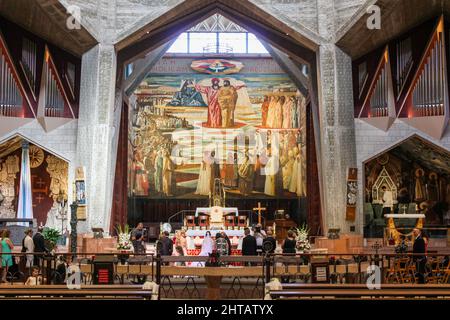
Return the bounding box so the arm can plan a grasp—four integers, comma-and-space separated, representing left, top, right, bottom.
43, 227, 61, 251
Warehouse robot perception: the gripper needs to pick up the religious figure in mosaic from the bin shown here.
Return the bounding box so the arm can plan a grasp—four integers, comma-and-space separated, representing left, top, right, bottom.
195, 78, 222, 128
217, 79, 245, 128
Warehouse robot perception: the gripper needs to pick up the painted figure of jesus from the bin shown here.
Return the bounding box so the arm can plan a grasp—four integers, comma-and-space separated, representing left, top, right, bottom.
217, 79, 246, 128
195, 78, 222, 128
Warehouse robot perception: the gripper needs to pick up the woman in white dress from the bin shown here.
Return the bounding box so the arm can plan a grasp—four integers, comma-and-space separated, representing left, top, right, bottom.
195, 151, 212, 195
199, 231, 215, 256
197, 231, 215, 266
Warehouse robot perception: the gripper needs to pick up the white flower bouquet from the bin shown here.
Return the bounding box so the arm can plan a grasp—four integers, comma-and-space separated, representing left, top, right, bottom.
116, 224, 133, 251
295, 223, 311, 252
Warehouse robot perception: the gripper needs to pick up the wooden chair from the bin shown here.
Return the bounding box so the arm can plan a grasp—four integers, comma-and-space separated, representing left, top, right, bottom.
185, 215, 196, 229
115, 264, 128, 284
79, 263, 93, 284
225, 215, 235, 228
237, 215, 247, 228
198, 215, 209, 228
442, 260, 450, 284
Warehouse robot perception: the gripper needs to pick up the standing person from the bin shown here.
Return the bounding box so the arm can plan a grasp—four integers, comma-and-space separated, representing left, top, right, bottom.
263, 230, 277, 254
195, 78, 222, 128
32, 226, 48, 267
413, 228, 427, 284
131, 222, 145, 254
174, 246, 186, 266
1, 229, 14, 283
215, 233, 229, 257
199, 231, 215, 257
254, 230, 264, 255
177, 230, 188, 255
242, 228, 257, 256
221, 231, 232, 256
22, 229, 34, 275
282, 230, 297, 254
159, 231, 173, 257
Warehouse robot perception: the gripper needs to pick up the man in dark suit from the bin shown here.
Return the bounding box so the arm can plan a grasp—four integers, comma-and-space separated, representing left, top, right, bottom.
32, 226, 49, 266
263, 230, 277, 254
242, 228, 257, 260
413, 228, 427, 284
159, 231, 173, 257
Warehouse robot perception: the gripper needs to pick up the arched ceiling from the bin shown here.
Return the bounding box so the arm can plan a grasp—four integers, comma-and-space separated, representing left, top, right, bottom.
0, 0, 97, 56
188, 13, 247, 32
337, 0, 449, 59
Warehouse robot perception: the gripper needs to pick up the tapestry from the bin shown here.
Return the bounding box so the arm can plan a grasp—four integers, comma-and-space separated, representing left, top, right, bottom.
129, 58, 307, 199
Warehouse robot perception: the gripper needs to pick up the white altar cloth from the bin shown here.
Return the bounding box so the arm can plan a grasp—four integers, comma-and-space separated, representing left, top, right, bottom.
384, 214, 425, 218
195, 207, 239, 217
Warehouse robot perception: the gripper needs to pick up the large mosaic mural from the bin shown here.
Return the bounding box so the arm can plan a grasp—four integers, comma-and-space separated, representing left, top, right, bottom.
129, 57, 307, 199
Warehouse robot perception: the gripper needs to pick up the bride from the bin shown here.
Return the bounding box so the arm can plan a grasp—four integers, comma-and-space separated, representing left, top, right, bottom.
197, 231, 215, 266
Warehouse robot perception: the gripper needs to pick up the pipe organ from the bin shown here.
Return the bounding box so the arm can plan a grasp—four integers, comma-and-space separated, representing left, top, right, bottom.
396, 37, 412, 94
369, 64, 388, 117
21, 38, 37, 92
412, 31, 445, 117
43, 61, 65, 117
0, 47, 23, 117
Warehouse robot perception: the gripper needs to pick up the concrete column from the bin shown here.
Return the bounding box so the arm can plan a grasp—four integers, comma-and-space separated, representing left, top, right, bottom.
316, 0, 358, 234
76, 44, 118, 233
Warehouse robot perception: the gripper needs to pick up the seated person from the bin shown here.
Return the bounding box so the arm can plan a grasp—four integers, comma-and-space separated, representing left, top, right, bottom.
25, 266, 43, 286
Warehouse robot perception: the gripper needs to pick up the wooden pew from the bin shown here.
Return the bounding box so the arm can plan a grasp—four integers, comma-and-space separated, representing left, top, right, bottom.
269, 283, 450, 299
0, 285, 154, 300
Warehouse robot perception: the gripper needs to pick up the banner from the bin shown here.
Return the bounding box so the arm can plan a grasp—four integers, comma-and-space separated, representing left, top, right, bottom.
345, 167, 358, 221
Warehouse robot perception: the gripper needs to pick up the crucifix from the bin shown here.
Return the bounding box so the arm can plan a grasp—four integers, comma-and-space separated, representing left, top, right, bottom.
253, 202, 266, 226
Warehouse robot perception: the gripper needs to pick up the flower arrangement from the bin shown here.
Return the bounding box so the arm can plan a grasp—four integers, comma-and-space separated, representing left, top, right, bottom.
294, 223, 311, 252
116, 224, 133, 251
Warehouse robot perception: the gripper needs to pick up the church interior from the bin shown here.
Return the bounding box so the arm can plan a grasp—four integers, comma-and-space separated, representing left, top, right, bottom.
0, 0, 450, 305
